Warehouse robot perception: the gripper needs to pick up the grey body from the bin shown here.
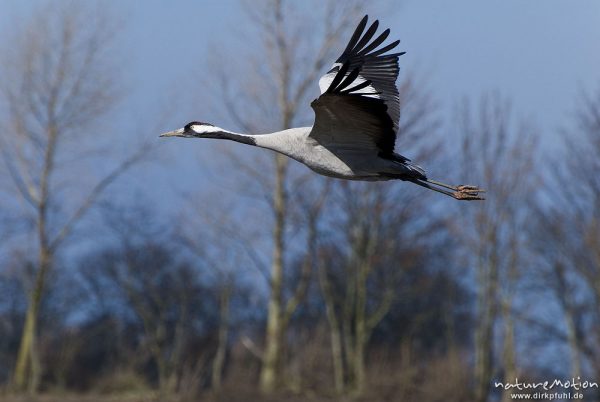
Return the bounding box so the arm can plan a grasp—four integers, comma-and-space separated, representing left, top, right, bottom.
254, 128, 414, 180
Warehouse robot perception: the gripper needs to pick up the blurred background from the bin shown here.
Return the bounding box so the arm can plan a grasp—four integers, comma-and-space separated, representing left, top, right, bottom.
0, 1, 599, 401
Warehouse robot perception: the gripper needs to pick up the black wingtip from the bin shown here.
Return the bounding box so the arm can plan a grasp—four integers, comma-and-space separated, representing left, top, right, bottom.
352, 19, 380, 53
367, 39, 401, 57
341, 15, 369, 57
357, 28, 391, 56
357, 15, 369, 31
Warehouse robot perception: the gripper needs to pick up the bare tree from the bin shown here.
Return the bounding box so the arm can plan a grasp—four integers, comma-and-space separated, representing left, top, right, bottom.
317, 178, 437, 395
0, 5, 148, 391
529, 217, 586, 380
211, 281, 232, 391
175, 194, 252, 393
205, 0, 366, 393
530, 85, 600, 381
77, 202, 216, 396
453, 94, 538, 402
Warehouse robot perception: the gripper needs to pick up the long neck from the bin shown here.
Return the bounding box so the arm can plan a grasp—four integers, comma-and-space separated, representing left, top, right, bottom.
202, 126, 311, 156
201, 127, 257, 146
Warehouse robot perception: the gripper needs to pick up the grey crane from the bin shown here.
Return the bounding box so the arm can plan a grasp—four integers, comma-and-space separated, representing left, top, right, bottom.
160, 15, 484, 200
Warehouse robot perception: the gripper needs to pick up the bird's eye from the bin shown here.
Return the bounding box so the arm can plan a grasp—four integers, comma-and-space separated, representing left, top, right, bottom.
184, 122, 194, 132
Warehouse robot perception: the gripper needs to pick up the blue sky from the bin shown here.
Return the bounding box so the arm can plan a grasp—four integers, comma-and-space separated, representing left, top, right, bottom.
134, 0, 599, 140
3, 0, 598, 145
398, 1, 600, 138
1, 0, 599, 207
5, 1, 598, 126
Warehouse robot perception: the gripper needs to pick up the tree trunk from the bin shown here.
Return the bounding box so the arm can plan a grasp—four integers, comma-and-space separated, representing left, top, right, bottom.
260, 282, 282, 393
474, 259, 496, 402
260, 154, 288, 393
551, 262, 582, 380
352, 259, 369, 396
501, 298, 516, 402
153, 322, 173, 396
318, 263, 345, 394
13, 122, 56, 393
351, 334, 367, 396
342, 262, 356, 388
564, 305, 581, 379
212, 285, 231, 391
13, 247, 51, 392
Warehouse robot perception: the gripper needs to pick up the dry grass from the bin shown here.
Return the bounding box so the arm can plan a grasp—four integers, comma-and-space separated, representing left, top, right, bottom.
1, 393, 351, 402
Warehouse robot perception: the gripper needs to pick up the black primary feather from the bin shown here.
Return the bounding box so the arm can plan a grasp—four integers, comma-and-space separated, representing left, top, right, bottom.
336, 67, 361, 91
326, 62, 349, 93
351, 19, 379, 53
340, 79, 373, 94
341, 15, 368, 57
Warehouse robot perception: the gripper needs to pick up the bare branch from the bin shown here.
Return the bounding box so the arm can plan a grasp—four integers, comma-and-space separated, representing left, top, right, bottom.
49, 144, 151, 251
241, 336, 265, 362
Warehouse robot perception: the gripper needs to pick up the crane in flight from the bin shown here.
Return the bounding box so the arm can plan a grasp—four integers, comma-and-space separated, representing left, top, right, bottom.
161, 15, 484, 200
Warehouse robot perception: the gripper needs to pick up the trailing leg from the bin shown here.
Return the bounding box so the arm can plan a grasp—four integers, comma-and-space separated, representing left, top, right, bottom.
409, 178, 485, 200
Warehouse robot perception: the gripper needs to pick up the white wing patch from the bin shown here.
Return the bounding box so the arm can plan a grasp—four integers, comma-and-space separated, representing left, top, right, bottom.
349, 75, 380, 99
318, 72, 336, 94
318, 63, 380, 99
318, 63, 342, 94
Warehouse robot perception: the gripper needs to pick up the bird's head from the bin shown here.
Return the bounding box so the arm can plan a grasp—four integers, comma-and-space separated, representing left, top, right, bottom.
159, 121, 219, 138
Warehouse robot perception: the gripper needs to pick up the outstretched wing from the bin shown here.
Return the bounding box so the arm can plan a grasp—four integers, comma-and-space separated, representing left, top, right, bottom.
311, 15, 405, 157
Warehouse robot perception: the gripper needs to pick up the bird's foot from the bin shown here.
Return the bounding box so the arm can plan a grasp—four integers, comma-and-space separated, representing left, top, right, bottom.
416, 179, 486, 201
453, 185, 485, 201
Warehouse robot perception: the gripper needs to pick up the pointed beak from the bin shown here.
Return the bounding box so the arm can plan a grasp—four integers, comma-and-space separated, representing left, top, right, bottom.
159, 128, 184, 138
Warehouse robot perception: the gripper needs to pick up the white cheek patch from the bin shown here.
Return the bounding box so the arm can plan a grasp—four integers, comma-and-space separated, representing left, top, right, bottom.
191, 125, 221, 134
